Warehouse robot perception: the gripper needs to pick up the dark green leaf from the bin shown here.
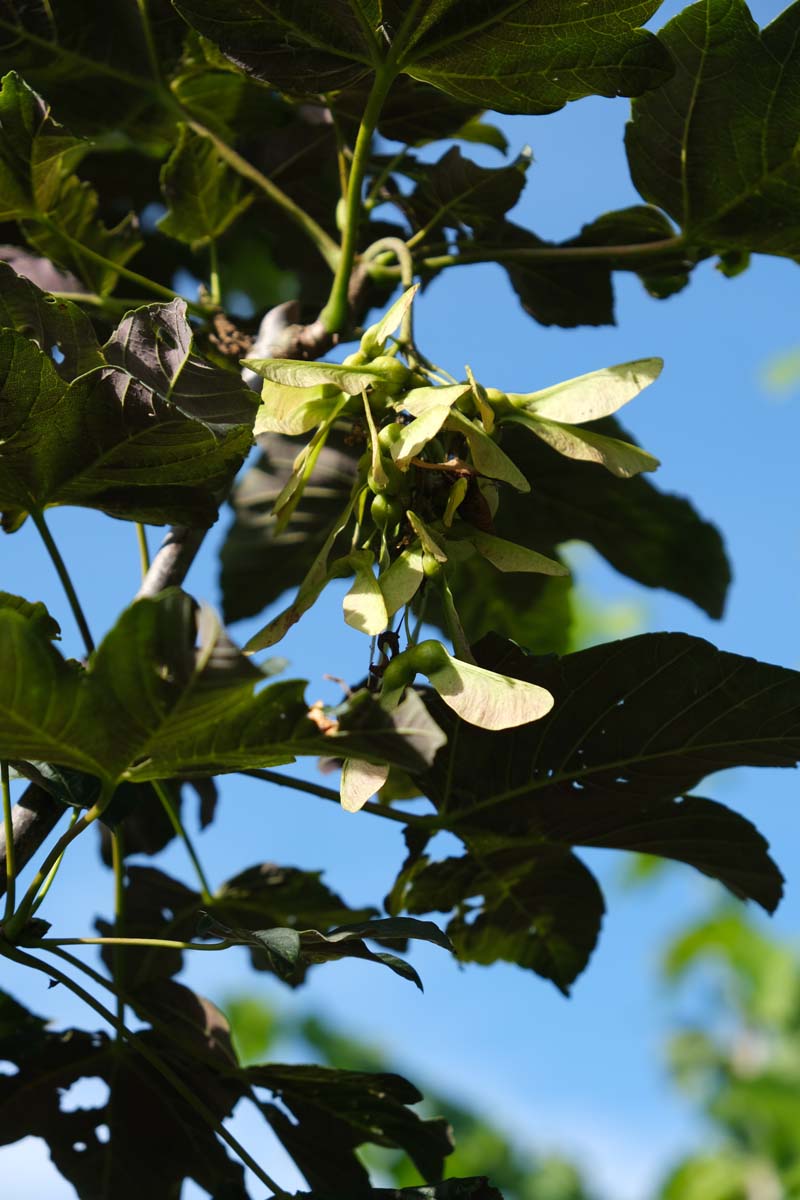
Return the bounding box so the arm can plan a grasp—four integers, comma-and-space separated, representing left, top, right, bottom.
158, 123, 254, 248
245, 1063, 453, 1190
0, 589, 444, 784
103, 298, 257, 432
387, 631, 795, 988
337, 75, 500, 149
627, 0, 800, 260
398, 1, 673, 115
0, 2, 183, 135
0, 590, 59, 639
0, 72, 143, 291
473, 208, 691, 329
173, 1, 672, 114
327, 915, 453, 952
397, 847, 604, 996
0, 992, 248, 1199
0, 324, 251, 531
406, 146, 529, 234
295, 1183, 503, 1200
0, 259, 102, 378
487, 416, 730, 620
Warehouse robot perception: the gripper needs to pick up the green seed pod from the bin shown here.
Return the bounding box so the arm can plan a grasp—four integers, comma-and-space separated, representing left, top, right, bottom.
369, 355, 412, 393
343, 349, 368, 367
378, 422, 405, 451
421, 552, 442, 579
407, 638, 447, 674
371, 493, 404, 530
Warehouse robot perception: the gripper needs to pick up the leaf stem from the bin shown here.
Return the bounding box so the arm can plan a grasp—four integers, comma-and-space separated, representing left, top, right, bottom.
241, 768, 429, 826
4, 781, 116, 938
1, 763, 14, 923
31, 509, 95, 656
36, 935, 231, 951
208, 240, 222, 308
31, 810, 79, 914
40, 219, 210, 316
0, 943, 290, 1198
136, 523, 151, 580
410, 234, 689, 275
184, 118, 340, 272
151, 780, 213, 903
320, 67, 395, 332
111, 830, 126, 1029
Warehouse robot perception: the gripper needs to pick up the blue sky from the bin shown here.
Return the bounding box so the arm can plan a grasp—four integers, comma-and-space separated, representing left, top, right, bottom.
4, 1, 800, 1194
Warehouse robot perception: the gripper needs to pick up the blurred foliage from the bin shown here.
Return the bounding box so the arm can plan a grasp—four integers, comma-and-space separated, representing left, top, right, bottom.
224, 993, 596, 1200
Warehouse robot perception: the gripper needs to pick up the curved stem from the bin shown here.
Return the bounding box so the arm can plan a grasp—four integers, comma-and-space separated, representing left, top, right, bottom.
1, 763, 14, 923
363, 236, 415, 346
320, 67, 395, 332
31, 509, 95, 656
241, 768, 430, 826
0, 943, 289, 1198
151, 780, 213, 903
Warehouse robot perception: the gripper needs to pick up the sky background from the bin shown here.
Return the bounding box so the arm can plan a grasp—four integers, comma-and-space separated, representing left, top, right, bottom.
3, 1, 800, 1194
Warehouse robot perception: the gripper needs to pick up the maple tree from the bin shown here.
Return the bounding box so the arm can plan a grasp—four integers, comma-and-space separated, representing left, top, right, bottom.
1, 1, 799, 1196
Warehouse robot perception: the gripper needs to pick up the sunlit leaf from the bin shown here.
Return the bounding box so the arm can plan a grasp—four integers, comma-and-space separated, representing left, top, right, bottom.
509, 358, 662, 423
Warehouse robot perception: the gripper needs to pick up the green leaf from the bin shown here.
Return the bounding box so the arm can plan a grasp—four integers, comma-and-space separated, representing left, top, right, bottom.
158, 123, 254, 249
398, 846, 605, 996
245, 1063, 453, 1189
390, 630, 791, 988
173, 1, 672, 115
0, 590, 445, 784
0, 590, 59, 639
0, 324, 251, 532
340, 758, 391, 812
483, 415, 730, 619
327, 915, 454, 953
392, 405, 453, 469
508, 357, 662, 423
0, 260, 102, 379
343, 550, 389, 636
361, 284, 419, 356
460, 530, 568, 576
445, 409, 530, 491
627, 0, 800, 262
379, 543, 426, 619
104, 298, 257, 433
0, 995, 248, 1198
0, 4, 184, 136
0, 70, 85, 218
0, 72, 143, 291
471, 208, 689, 330
242, 356, 398, 396
406, 145, 530, 233
503, 410, 660, 477
254, 380, 342, 437
426, 631, 788, 899
424, 644, 555, 731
